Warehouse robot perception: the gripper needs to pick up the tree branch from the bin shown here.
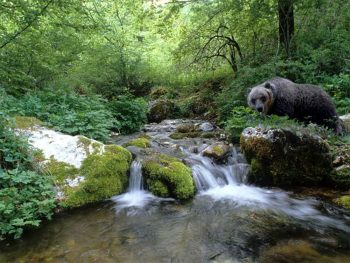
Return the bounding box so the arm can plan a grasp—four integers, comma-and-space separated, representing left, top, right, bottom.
0, 0, 54, 49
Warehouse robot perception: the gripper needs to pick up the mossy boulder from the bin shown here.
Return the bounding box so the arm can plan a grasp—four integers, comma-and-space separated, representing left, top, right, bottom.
61, 145, 132, 208
124, 137, 151, 148
148, 99, 175, 123
176, 123, 198, 133
334, 195, 350, 210
142, 153, 195, 200
240, 127, 333, 188
202, 142, 232, 163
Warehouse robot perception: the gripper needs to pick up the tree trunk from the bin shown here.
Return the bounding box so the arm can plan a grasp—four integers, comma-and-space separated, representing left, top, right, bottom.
278, 0, 294, 57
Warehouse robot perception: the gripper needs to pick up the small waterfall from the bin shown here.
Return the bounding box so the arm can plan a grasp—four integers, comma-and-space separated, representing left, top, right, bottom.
189, 151, 350, 232
128, 160, 143, 192
191, 151, 249, 192
111, 160, 156, 214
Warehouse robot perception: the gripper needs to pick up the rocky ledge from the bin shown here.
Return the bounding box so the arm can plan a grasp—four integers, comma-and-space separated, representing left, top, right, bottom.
240, 127, 333, 188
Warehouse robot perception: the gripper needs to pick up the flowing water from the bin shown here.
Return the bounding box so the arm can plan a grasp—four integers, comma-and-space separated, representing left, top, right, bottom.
1, 119, 350, 263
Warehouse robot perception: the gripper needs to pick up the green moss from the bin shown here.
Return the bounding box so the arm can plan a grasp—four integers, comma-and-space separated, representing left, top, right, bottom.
147, 179, 169, 197
169, 132, 201, 139
150, 86, 168, 99
142, 153, 195, 200
62, 145, 132, 208
200, 132, 218, 139
331, 168, 350, 189
176, 124, 197, 133
78, 136, 103, 155
335, 195, 350, 209
14, 116, 43, 129
43, 159, 79, 183
329, 140, 350, 189
240, 129, 333, 187
124, 137, 151, 148
212, 145, 225, 156
32, 149, 45, 163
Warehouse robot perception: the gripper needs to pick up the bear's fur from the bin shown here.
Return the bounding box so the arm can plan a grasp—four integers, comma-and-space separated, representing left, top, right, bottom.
247, 77, 343, 133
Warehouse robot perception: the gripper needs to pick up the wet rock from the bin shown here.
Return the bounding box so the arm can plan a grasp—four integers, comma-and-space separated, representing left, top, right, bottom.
339, 114, 350, 132
169, 131, 201, 140
202, 142, 232, 163
199, 122, 215, 132
240, 127, 333, 187
148, 100, 175, 123
141, 152, 195, 200
176, 123, 197, 133
260, 240, 320, 263
189, 146, 199, 154
330, 140, 350, 189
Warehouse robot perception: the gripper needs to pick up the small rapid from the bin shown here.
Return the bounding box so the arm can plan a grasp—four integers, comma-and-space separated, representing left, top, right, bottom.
189, 151, 350, 233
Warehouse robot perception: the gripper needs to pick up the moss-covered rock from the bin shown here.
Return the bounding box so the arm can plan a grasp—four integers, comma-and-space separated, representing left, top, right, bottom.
202, 142, 232, 163
142, 153, 195, 200
176, 124, 198, 133
43, 159, 80, 184
124, 137, 151, 148
62, 145, 132, 208
240, 127, 333, 188
169, 131, 201, 140
169, 131, 219, 140
334, 195, 350, 210
329, 139, 350, 189
148, 99, 175, 123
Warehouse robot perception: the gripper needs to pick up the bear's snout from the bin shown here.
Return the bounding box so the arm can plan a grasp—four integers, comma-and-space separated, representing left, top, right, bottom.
256, 106, 263, 112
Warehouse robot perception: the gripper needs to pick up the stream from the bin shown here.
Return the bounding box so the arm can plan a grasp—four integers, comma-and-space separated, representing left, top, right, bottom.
1, 119, 350, 263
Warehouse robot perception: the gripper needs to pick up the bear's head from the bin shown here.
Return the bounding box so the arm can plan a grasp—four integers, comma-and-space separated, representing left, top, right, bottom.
247, 82, 276, 114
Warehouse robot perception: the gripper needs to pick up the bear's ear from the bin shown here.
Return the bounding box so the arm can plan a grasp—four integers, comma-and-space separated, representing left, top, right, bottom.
264, 82, 272, 89
265, 82, 277, 97
245, 88, 252, 97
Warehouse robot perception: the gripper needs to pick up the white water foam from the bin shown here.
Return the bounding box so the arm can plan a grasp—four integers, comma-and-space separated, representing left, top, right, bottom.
112, 160, 164, 215
191, 152, 350, 232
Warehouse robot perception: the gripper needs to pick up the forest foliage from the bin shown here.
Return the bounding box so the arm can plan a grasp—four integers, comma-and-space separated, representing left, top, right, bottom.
0, 0, 349, 239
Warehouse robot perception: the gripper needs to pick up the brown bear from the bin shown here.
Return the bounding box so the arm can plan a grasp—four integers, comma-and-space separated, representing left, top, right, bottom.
247, 77, 344, 133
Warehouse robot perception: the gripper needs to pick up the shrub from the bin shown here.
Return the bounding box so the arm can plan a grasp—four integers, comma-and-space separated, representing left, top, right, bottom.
225, 107, 260, 142
322, 74, 350, 115
0, 169, 56, 240
0, 112, 33, 170
16, 89, 115, 142
108, 96, 147, 134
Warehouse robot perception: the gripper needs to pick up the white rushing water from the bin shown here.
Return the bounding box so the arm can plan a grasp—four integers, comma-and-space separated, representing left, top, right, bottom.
191, 151, 350, 232
112, 161, 157, 214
